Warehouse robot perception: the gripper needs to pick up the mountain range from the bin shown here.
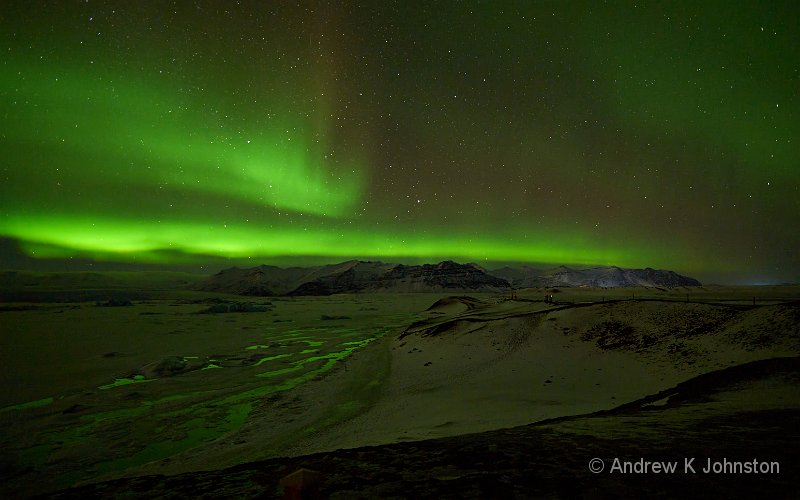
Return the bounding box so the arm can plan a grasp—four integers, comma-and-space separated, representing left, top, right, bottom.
192, 260, 701, 296
489, 264, 702, 288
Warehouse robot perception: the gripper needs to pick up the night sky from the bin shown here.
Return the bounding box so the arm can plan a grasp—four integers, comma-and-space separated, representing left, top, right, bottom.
1, 1, 798, 284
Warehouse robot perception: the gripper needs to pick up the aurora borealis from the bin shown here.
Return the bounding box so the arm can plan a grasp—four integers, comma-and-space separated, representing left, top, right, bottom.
1, 1, 798, 283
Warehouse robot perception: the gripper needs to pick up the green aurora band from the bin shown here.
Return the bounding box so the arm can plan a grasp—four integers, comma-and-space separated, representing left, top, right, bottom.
5, 213, 672, 269
1, 54, 363, 217
0, 51, 674, 270
1, 2, 797, 280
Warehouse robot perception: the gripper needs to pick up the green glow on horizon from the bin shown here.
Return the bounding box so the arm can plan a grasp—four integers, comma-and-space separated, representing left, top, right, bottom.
0, 212, 687, 270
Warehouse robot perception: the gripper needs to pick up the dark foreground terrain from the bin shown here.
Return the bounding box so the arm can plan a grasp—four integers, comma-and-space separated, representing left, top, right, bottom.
48, 357, 800, 499
1, 272, 798, 498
